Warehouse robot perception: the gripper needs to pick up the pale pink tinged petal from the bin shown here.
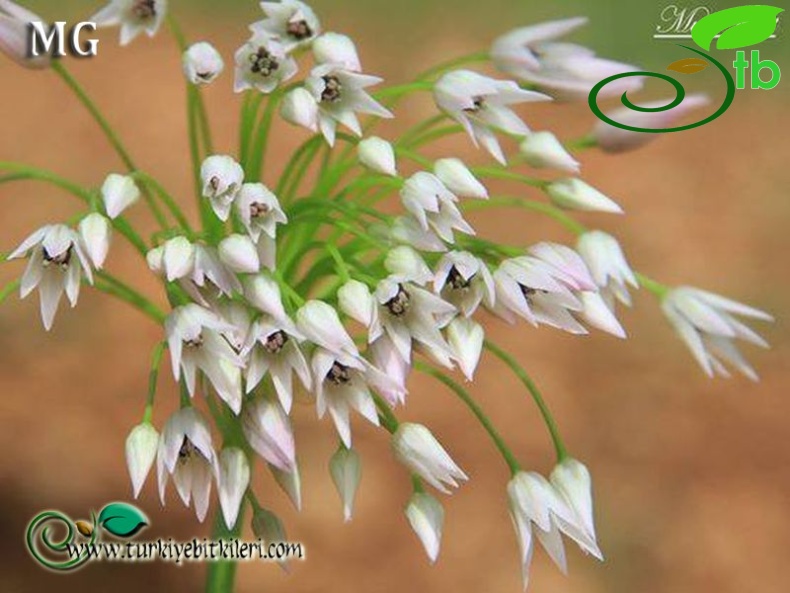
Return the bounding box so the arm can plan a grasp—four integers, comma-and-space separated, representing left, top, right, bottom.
270, 360, 295, 413
406, 492, 445, 564
705, 336, 759, 381
64, 260, 82, 306
41, 225, 73, 259
90, 2, 123, 26
191, 460, 214, 522
689, 287, 774, 322
579, 292, 626, 338
535, 524, 568, 574
447, 317, 484, 380
172, 464, 194, 506
338, 279, 375, 326
472, 123, 507, 164
218, 448, 251, 529
663, 304, 714, 376
327, 400, 353, 448
8, 226, 48, 260
19, 251, 43, 298
38, 269, 64, 331
163, 237, 195, 281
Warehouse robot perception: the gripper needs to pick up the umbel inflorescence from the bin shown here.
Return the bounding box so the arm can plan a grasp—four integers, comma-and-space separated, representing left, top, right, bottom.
0, 0, 773, 589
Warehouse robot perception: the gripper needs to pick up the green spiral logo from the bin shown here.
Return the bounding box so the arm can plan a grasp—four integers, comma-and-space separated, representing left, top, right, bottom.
587, 45, 736, 133
25, 510, 98, 571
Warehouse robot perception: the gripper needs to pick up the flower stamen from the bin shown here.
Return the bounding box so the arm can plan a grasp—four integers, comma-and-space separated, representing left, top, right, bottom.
385, 284, 411, 316
132, 0, 156, 20
264, 330, 288, 354
249, 47, 280, 77
327, 361, 351, 385
286, 19, 313, 41
321, 76, 343, 103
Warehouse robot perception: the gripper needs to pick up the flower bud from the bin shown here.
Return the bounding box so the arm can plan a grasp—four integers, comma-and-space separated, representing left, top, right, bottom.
313, 32, 361, 72
101, 173, 140, 219
183, 41, 224, 85
270, 462, 302, 511
281, 87, 319, 132
384, 246, 432, 285
125, 422, 159, 498
242, 399, 296, 472
546, 179, 623, 214
392, 423, 468, 494
433, 158, 487, 199
219, 234, 261, 274
217, 447, 250, 529
251, 506, 289, 570
79, 213, 112, 269
162, 236, 196, 281
146, 245, 164, 275
405, 492, 445, 564
357, 136, 397, 176
244, 273, 287, 320
338, 279, 375, 327
329, 447, 361, 522
446, 317, 484, 380
520, 131, 580, 173
296, 300, 358, 356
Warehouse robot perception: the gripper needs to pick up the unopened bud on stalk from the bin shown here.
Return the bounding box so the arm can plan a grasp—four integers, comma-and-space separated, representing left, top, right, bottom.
357, 136, 397, 176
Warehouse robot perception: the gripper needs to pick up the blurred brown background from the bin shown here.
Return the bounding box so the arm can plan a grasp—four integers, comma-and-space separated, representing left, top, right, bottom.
1, 1, 788, 592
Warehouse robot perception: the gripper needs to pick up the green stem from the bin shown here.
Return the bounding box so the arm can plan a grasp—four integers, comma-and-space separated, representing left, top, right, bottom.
0, 162, 91, 203
0, 279, 21, 304
94, 272, 166, 323
484, 340, 568, 462
51, 61, 136, 171
131, 172, 194, 234
144, 341, 167, 423
416, 362, 521, 475
636, 272, 669, 298
204, 505, 245, 593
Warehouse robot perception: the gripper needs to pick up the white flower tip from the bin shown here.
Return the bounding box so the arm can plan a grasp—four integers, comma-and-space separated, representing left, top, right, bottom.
183, 41, 225, 85
357, 136, 397, 176
547, 179, 623, 214
520, 131, 580, 174
102, 173, 140, 219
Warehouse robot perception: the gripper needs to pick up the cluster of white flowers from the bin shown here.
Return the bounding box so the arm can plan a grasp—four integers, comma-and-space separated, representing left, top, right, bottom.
0, 1, 773, 590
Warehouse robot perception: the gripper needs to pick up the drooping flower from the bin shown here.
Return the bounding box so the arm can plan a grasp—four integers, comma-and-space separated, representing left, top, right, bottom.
235, 183, 288, 243
576, 230, 637, 309
313, 32, 361, 72
433, 158, 488, 199
92, 0, 167, 46
201, 155, 245, 221
234, 33, 298, 94
304, 64, 393, 145
150, 241, 241, 304
493, 249, 592, 334
662, 287, 773, 380
100, 173, 140, 219
385, 246, 434, 286
546, 178, 623, 214
245, 273, 291, 324
217, 447, 250, 529
183, 41, 225, 86
156, 407, 216, 522
357, 136, 397, 176
242, 398, 296, 472
433, 69, 550, 163
400, 172, 475, 244
125, 422, 159, 498
160, 236, 196, 282
250, 0, 321, 51
405, 491, 445, 564
371, 275, 457, 367
490, 17, 642, 100
507, 471, 602, 589
78, 213, 112, 270
592, 94, 710, 153
329, 446, 361, 522
434, 251, 495, 317
0, 0, 49, 68
8, 224, 94, 330
519, 131, 580, 173
311, 346, 401, 446
243, 316, 311, 413
392, 423, 468, 494
165, 304, 245, 413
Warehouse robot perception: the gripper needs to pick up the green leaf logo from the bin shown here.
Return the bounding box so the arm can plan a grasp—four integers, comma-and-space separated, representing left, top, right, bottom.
97, 502, 148, 538
692, 5, 784, 50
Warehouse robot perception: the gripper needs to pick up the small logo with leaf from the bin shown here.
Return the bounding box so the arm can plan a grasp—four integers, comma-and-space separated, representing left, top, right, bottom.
25, 501, 149, 572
